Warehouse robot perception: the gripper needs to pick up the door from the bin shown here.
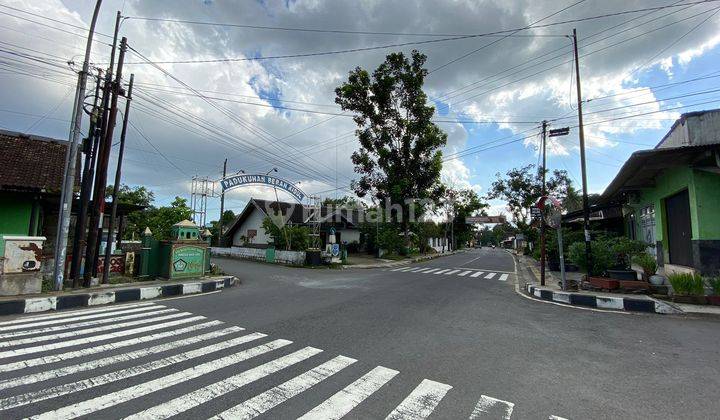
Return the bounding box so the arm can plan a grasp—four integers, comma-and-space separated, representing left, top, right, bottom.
665, 190, 693, 267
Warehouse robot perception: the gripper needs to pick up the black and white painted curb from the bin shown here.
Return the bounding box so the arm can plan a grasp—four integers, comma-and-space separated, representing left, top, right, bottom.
0, 276, 239, 316
525, 283, 683, 315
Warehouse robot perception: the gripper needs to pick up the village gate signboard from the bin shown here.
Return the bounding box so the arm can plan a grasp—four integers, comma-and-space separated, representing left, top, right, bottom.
220, 174, 306, 202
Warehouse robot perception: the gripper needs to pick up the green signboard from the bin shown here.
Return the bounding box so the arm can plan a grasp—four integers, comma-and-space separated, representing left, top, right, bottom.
170, 245, 205, 279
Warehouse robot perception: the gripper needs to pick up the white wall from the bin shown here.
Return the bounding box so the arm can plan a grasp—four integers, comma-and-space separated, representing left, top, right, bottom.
232, 208, 270, 246
340, 229, 360, 244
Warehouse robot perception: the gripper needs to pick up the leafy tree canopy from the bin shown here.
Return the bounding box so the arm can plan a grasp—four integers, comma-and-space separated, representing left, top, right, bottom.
106, 184, 154, 207
125, 196, 193, 241
335, 50, 447, 244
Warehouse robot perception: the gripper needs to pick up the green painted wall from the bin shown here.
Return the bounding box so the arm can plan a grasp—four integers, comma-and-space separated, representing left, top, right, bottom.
693, 169, 720, 239
0, 192, 32, 235
628, 167, 720, 264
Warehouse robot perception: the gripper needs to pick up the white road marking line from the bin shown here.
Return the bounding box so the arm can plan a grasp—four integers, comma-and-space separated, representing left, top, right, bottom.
444, 270, 460, 275
0, 311, 191, 347
126, 346, 323, 420
0, 320, 223, 373
390, 267, 408, 272
548, 416, 569, 420
30, 338, 290, 420
211, 355, 357, 420
0, 307, 177, 340
433, 269, 450, 275
298, 366, 399, 420
458, 271, 473, 277
385, 379, 452, 420
0, 303, 161, 332
484, 273, 497, 279
415, 268, 432, 273
470, 271, 484, 278
499, 274, 509, 281
468, 395, 515, 419
0, 326, 243, 391
0, 315, 206, 360
2, 333, 270, 411
405, 267, 423, 272
423, 268, 440, 274
0, 302, 157, 327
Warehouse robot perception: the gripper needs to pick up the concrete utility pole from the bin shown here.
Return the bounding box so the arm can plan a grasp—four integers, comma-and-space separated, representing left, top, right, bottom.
218, 158, 228, 241
52, 0, 102, 291
540, 120, 547, 286
84, 34, 127, 286
572, 28, 592, 275
69, 70, 102, 286
102, 73, 134, 282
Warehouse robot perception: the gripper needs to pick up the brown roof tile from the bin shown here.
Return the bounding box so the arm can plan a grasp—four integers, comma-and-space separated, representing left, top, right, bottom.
0, 130, 70, 193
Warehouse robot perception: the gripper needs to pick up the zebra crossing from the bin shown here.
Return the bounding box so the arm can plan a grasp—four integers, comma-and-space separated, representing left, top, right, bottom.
0, 301, 562, 419
389, 265, 511, 282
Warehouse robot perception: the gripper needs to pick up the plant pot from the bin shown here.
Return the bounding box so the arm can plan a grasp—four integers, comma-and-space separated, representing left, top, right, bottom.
649, 275, 665, 286
587, 276, 619, 290
706, 296, 720, 306
618, 280, 650, 291
671, 295, 707, 305
305, 250, 322, 266
607, 269, 638, 281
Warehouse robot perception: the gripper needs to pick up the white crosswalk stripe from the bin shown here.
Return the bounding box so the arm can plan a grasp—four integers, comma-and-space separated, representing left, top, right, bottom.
0, 302, 161, 331
385, 379, 452, 419
211, 355, 357, 420
298, 366, 399, 420
444, 269, 460, 275
470, 271, 485, 278
499, 273, 509, 281
433, 269, 450, 274
458, 270, 473, 276
484, 272, 497, 279
423, 268, 440, 274
0, 303, 518, 419
0, 310, 188, 347
0, 307, 176, 339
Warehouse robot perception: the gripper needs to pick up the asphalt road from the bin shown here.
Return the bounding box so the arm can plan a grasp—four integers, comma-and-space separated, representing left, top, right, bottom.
1, 248, 719, 419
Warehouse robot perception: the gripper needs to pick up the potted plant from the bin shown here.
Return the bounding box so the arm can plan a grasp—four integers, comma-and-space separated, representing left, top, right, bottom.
606, 237, 646, 281
633, 253, 664, 285
668, 272, 706, 304
568, 240, 618, 290
706, 276, 720, 306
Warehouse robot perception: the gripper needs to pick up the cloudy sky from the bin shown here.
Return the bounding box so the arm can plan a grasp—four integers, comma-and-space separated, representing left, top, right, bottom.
2, 0, 720, 220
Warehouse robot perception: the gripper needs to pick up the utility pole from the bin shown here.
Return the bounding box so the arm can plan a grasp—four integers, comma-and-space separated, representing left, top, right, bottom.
572, 28, 592, 276
102, 73, 134, 282
52, 0, 102, 291
69, 70, 102, 286
218, 158, 228, 242
540, 120, 547, 286
84, 34, 127, 286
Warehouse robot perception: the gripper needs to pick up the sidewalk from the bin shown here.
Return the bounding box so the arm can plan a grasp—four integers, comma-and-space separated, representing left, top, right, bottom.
513, 254, 720, 316
344, 249, 467, 269
0, 275, 239, 316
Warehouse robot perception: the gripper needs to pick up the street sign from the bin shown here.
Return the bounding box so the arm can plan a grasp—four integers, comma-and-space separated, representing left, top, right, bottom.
465, 215, 506, 224
549, 127, 570, 137
331, 243, 340, 257
530, 206, 543, 220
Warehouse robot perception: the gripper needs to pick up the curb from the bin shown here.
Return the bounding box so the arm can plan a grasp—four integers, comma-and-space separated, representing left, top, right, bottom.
0, 276, 240, 316
524, 283, 683, 315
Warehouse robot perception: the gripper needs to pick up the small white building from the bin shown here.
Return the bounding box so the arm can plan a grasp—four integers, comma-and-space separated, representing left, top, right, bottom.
222, 198, 361, 248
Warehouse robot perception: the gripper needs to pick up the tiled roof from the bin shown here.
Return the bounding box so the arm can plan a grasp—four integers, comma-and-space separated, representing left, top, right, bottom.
0, 130, 70, 193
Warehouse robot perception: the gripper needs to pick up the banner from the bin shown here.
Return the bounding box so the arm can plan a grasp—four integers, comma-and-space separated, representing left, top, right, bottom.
220, 174, 306, 202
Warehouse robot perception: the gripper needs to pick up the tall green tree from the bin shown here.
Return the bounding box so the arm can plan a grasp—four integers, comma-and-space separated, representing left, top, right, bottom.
125, 196, 193, 240
448, 189, 488, 249
106, 184, 154, 207
486, 164, 572, 233
335, 50, 446, 246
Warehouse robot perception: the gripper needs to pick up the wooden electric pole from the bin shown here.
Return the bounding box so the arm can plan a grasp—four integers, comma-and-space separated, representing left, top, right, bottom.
572, 28, 592, 276
540, 120, 547, 286
103, 73, 134, 282
218, 158, 228, 242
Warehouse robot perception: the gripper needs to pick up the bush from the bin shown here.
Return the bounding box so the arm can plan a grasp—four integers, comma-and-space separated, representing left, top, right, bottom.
668, 273, 704, 296
568, 240, 615, 276
705, 276, 720, 296
609, 237, 648, 269
633, 253, 657, 276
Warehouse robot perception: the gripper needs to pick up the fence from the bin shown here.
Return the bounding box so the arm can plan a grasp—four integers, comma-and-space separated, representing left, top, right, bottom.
211, 246, 306, 266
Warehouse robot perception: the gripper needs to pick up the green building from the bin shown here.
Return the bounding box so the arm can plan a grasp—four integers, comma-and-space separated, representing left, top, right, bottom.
602, 110, 720, 275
